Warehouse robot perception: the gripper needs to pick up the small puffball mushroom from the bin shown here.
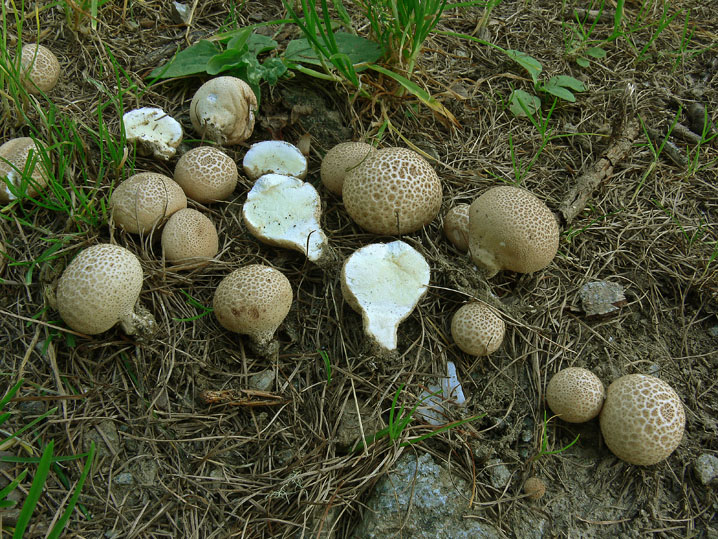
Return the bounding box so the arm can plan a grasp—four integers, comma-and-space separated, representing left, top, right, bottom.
20, 43, 60, 94
110, 172, 187, 235
174, 146, 238, 203
523, 477, 546, 500
243, 140, 307, 181
599, 374, 685, 466
0, 137, 49, 203
190, 76, 257, 145
320, 141, 376, 196
546, 367, 605, 423
341, 240, 430, 351
123, 107, 183, 160
213, 264, 293, 354
161, 208, 219, 269
342, 147, 442, 235
443, 204, 470, 252
451, 302, 505, 356
468, 186, 559, 277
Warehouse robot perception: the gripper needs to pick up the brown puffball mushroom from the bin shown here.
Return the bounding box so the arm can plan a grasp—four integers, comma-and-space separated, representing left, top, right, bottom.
174, 146, 238, 203
599, 374, 685, 466
468, 186, 559, 277
56, 244, 156, 336
451, 302, 505, 356
0, 137, 49, 203
20, 43, 60, 94
110, 172, 187, 235
190, 76, 257, 145
342, 147, 442, 235
213, 264, 293, 356
161, 208, 219, 269
320, 141, 376, 196
523, 477, 546, 500
443, 204, 470, 252
546, 367, 605, 423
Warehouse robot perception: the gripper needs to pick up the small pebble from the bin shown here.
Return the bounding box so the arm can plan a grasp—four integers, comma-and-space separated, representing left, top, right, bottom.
113, 472, 134, 485
694, 454, 718, 486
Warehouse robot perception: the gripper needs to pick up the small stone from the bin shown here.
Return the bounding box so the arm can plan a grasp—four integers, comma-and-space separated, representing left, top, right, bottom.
170, 2, 192, 24
708, 326, 718, 338
249, 369, 275, 392
486, 458, 511, 489
113, 472, 134, 485
579, 281, 627, 317
695, 454, 718, 485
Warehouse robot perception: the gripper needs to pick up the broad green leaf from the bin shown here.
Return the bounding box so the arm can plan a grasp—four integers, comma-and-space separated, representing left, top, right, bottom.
549, 75, 585, 92
260, 57, 289, 85
247, 33, 279, 56
149, 40, 220, 79
206, 49, 250, 75
585, 47, 607, 58
285, 32, 383, 70
509, 89, 541, 117
542, 81, 577, 102
226, 28, 251, 52
505, 49, 542, 85
576, 56, 590, 68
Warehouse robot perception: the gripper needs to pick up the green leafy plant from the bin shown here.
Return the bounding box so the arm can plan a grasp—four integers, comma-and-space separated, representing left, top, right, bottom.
563, 0, 624, 67
527, 410, 579, 465
318, 349, 332, 384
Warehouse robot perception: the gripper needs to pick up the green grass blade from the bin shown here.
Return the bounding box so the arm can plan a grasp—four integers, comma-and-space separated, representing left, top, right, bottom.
47, 442, 95, 539
401, 414, 485, 446
13, 440, 54, 538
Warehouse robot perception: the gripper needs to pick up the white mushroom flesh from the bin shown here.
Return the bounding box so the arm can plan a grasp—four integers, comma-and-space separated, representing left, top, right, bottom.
243, 140, 308, 181
123, 107, 183, 160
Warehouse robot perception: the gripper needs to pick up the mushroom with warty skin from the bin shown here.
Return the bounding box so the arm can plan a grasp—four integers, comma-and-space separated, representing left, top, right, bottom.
161, 208, 219, 269
110, 172, 187, 234
341, 240, 430, 351
451, 302, 505, 356
174, 146, 238, 203
443, 204, 470, 252
20, 43, 60, 94
342, 147, 442, 235
123, 107, 183, 160
243, 140, 308, 181
190, 76, 257, 145
320, 141, 376, 196
546, 367, 605, 423
468, 186, 559, 277
0, 137, 49, 203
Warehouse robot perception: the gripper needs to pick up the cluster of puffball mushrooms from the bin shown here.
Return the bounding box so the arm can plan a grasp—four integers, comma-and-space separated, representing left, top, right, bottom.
4, 44, 686, 469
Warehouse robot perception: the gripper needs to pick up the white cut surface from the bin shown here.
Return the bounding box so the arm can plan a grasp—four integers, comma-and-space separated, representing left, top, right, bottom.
243, 140, 308, 181
417, 361, 467, 425
123, 107, 183, 160
242, 174, 328, 261
342, 241, 430, 350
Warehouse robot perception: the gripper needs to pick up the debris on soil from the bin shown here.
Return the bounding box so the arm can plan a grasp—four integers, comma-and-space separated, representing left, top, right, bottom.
694, 454, 718, 486
578, 281, 627, 317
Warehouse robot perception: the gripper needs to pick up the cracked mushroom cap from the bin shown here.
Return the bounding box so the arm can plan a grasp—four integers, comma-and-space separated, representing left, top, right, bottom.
443, 204, 470, 252
190, 76, 257, 145
450, 302, 505, 356
20, 43, 60, 94
320, 141, 376, 196
110, 172, 187, 234
161, 208, 219, 269
599, 374, 685, 466
342, 147, 442, 235
546, 367, 605, 423
174, 146, 238, 203
0, 137, 49, 203
468, 186, 559, 276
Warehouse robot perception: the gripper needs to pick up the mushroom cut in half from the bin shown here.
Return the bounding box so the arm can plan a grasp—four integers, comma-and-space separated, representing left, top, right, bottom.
123, 107, 183, 160
243, 140, 307, 181
190, 76, 257, 145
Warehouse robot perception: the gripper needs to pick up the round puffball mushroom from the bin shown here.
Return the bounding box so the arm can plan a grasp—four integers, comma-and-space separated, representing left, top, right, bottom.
243, 140, 307, 181
213, 264, 293, 354
342, 147, 442, 235
320, 141, 376, 196
341, 240, 430, 351
123, 107, 183, 160
523, 477, 546, 500
190, 76, 257, 145
161, 208, 219, 269
443, 204, 470, 252
110, 172, 187, 235
174, 146, 238, 203
468, 186, 559, 277
56, 243, 155, 336
20, 43, 60, 94
451, 302, 505, 356
599, 374, 685, 466
0, 137, 49, 203
546, 367, 605, 423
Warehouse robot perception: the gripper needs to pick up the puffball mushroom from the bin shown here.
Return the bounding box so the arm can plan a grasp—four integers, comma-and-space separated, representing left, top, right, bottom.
546, 367, 605, 423
320, 141, 376, 196
161, 208, 219, 269
599, 374, 685, 466
451, 302, 505, 356
443, 204, 470, 252
468, 186, 559, 277
342, 147, 442, 235
123, 107, 183, 160
190, 76, 257, 145
0, 137, 49, 203
341, 240, 430, 351
242, 173, 330, 264
174, 146, 238, 203
110, 172, 187, 234
20, 43, 60, 94
243, 140, 307, 181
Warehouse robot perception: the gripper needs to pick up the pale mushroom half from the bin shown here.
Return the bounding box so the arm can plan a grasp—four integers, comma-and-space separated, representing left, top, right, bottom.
0, 137, 49, 203
123, 107, 183, 160
243, 140, 307, 181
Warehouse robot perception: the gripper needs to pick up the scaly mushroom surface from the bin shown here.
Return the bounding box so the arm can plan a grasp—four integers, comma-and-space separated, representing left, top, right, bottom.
174, 146, 238, 203
451, 302, 505, 356
320, 141, 376, 196
20, 43, 60, 94
161, 208, 219, 269
546, 367, 605, 423
0, 137, 49, 203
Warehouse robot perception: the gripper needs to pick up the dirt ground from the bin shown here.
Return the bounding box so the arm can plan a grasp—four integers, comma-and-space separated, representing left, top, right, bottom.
1, 0, 717, 537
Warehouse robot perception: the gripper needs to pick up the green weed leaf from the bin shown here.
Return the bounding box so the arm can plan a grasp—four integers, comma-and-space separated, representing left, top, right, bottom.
576, 56, 590, 68
285, 32, 382, 70
585, 46, 607, 58
509, 89, 541, 117
206, 48, 251, 75
505, 49, 542, 85
149, 40, 220, 79
542, 75, 585, 102
247, 33, 279, 56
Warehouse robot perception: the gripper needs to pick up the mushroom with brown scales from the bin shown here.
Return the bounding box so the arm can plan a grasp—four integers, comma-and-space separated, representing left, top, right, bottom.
0, 137, 49, 203
320, 141, 376, 196
545, 367, 605, 423
190, 76, 257, 145
161, 208, 219, 269
443, 204, 470, 252
20, 43, 60, 94
451, 302, 505, 356
174, 146, 238, 203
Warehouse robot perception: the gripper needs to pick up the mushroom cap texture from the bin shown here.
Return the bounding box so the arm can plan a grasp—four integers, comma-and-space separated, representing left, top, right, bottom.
468, 186, 559, 275
174, 146, 238, 203
320, 141, 376, 196
0, 137, 49, 202
161, 208, 219, 267
110, 172, 187, 234
546, 367, 605, 423
451, 302, 505, 356
213, 265, 292, 342
56, 244, 143, 335
20, 43, 60, 94
342, 147, 442, 235
599, 374, 685, 466
190, 76, 257, 145
443, 204, 470, 252
523, 477, 546, 500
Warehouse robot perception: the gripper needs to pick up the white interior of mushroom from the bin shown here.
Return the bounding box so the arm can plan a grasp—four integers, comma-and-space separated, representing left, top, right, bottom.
417, 361, 467, 425
243, 140, 307, 181
123, 107, 183, 160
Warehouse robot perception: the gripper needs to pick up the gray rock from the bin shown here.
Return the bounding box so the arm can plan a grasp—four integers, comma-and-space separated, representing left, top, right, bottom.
695, 453, 718, 485
486, 458, 512, 490
113, 472, 134, 485
579, 281, 626, 317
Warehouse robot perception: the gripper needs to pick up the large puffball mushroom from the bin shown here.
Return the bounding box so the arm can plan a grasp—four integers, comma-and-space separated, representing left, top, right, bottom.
443, 204, 470, 252
451, 302, 505, 356
161, 208, 219, 269
213, 264, 293, 355
342, 147, 442, 235
242, 173, 330, 264
20, 43, 60, 94
123, 107, 183, 160
0, 137, 49, 203
110, 172, 187, 235
468, 186, 559, 277
320, 141, 376, 196
243, 140, 307, 181
546, 367, 605, 423
56, 244, 155, 336
174, 146, 238, 203
341, 240, 430, 351
599, 374, 685, 466
190, 76, 257, 145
